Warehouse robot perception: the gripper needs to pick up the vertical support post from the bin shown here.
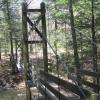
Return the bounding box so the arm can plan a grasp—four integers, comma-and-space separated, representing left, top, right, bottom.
41, 2, 48, 72
69, 0, 81, 84
22, 3, 31, 100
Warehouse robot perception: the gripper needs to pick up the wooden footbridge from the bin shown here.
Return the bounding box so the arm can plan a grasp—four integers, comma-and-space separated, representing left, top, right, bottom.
19, 2, 100, 100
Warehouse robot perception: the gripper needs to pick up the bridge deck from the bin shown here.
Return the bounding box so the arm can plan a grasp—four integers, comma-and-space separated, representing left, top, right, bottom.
31, 82, 80, 100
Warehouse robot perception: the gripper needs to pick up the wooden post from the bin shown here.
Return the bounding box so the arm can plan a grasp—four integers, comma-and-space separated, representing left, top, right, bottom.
41, 2, 48, 72
69, 0, 81, 84
22, 3, 32, 100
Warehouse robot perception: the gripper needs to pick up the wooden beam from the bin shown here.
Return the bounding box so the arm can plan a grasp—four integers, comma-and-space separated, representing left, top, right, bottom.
40, 79, 69, 100
27, 9, 41, 12
79, 69, 100, 78
38, 83, 58, 100
28, 40, 42, 44
68, 68, 100, 91
38, 85, 50, 100
27, 16, 34, 27
81, 80, 100, 90
40, 70, 96, 99
69, 67, 100, 78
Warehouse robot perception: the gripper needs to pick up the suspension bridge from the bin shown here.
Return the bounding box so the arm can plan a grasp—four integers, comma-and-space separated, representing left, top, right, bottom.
12, 2, 100, 100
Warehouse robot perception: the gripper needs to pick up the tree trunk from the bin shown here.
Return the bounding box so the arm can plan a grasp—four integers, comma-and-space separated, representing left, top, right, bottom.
6, 0, 15, 73
41, 2, 48, 72
69, 0, 81, 85
0, 42, 1, 60
91, 0, 99, 93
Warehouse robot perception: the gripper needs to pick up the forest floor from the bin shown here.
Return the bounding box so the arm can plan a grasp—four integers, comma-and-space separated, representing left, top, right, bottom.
0, 57, 26, 100
0, 57, 44, 100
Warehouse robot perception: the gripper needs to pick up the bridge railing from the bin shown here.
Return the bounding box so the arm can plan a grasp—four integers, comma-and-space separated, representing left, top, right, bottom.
38, 70, 99, 100
68, 67, 100, 91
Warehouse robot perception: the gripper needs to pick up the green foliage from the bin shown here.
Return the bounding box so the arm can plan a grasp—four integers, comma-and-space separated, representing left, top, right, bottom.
0, 0, 99, 70
55, 12, 67, 20
57, 0, 68, 4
